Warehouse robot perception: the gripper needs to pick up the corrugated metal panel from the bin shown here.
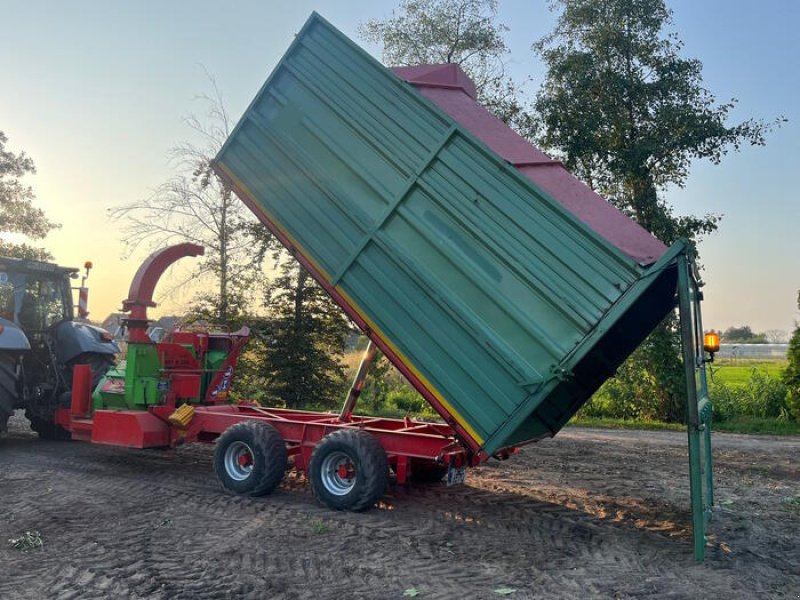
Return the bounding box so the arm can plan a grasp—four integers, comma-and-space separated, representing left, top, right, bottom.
215, 13, 671, 454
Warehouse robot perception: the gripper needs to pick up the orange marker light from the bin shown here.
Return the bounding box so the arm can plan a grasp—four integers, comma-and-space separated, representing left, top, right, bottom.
703, 331, 720, 354
84, 261, 93, 269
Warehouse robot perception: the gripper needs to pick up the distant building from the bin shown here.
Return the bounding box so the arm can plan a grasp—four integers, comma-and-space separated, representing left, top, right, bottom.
99, 313, 126, 339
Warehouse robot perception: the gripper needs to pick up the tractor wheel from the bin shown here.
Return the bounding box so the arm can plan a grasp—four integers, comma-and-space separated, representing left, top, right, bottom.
0, 353, 20, 434
28, 352, 115, 441
64, 352, 116, 390
214, 422, 288, 496
26, 413, 71, 441
309, 428, 388, 511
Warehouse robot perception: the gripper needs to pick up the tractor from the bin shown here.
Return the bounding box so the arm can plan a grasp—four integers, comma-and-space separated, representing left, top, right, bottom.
0, 255, 119, 437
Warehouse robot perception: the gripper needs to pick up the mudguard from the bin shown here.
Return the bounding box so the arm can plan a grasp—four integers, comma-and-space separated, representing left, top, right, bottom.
54, 321, 120, 364
0, 317, 31, 351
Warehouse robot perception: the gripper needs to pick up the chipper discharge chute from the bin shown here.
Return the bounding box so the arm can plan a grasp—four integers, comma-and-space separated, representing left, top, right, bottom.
213, 13, 714, 559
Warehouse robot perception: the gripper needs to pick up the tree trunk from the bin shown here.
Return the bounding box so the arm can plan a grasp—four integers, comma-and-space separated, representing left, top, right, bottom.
286, 265, 308, 409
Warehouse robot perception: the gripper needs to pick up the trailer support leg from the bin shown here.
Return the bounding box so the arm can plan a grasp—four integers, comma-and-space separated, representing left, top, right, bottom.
677, 252, 714, 561
339, 341, 378, 422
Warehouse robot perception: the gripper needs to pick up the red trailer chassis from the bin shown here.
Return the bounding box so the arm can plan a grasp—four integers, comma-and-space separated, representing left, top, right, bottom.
51, 243, 500, 510
56, 397, 477, 480
56, 370, 482, 510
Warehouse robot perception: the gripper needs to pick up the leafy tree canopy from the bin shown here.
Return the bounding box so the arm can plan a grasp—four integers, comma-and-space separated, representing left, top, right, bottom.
0, 131, 58, 260
784, 291, 800, 420
534, 0, 783, 245
360, 0, 532, 132
721, 326, 768, 344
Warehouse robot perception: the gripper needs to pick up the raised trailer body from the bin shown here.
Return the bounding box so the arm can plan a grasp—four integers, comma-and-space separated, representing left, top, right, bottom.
214, 13, 690, 457
212, 12, 713, 558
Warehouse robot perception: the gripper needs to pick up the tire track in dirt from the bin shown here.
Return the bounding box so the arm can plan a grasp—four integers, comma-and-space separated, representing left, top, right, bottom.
3, 439, 656, 598
3, 415, 799, 599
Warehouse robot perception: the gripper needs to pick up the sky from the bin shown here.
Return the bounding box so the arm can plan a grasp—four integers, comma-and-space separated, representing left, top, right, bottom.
1, 0, 798, 335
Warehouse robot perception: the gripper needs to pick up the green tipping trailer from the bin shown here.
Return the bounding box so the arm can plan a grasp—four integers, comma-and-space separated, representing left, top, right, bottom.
213, 13, 714, 559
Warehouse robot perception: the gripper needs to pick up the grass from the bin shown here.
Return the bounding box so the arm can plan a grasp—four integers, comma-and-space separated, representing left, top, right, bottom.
711, 417, 800, 435
300, 401, 440, 422
8, 530, 43, 552
311, 520, 332, 535
304, 403, 800, 436
569, 417, 684, 431
570, 415, 800, 435
783, 496, 800, 513
709, 360, 786, 387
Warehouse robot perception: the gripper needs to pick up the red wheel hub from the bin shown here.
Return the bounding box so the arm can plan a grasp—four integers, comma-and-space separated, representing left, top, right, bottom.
337, 463, 356, 479
238, 452, 253, 468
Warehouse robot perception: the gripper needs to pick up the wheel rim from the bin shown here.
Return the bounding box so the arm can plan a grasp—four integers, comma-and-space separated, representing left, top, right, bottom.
320, 451, 357, 496
224, 441, 254, 481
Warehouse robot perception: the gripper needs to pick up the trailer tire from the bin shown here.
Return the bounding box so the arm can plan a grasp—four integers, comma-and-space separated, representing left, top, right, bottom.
309, 428, 388, 511
214, 421, 288, 497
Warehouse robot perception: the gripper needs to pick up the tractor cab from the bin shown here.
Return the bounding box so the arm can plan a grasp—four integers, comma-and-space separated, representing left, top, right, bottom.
0, 256, 118, 438
0, 259, 80, 404
0, 258, 75, 332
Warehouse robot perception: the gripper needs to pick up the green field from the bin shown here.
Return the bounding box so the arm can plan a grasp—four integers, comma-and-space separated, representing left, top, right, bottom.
709, 360, 786, 387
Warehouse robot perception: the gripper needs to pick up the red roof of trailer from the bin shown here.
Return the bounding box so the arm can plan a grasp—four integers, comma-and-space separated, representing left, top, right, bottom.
392, 64, 667, 265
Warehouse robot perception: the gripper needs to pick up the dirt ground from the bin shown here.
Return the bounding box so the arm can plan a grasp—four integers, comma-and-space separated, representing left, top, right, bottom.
1, 411, 798, 600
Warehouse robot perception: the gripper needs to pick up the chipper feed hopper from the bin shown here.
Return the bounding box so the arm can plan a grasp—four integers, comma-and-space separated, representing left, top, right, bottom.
211, 13, 715, 559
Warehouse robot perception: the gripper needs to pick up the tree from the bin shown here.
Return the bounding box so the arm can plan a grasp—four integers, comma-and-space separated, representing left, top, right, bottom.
722, 326, 767, 344
257, 255, 352, 409
534, 0, 781, 246
765, 329, 788, 344
109, 76, 351, 409
360, 0, 532, 132
783, 291, 800, 421
0, 131, 58, 260
109, 77, 268, 323
534, 0, 782, 422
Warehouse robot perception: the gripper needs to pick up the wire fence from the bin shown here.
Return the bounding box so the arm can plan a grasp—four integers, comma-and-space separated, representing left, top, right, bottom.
717, 344, 788, 361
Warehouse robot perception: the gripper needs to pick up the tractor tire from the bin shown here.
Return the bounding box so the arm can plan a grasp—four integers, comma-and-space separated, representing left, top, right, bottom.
309, 428, 389, 512
26, 414, 71, 441
28, 352, 115, 441
0, 353, 20, 434
64, 352, 116, 390
214, 421, 288, 496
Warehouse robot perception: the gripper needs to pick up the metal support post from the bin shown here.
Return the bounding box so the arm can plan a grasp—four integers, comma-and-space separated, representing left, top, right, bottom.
677, 252, 713, 561
339, 341, 378, 422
